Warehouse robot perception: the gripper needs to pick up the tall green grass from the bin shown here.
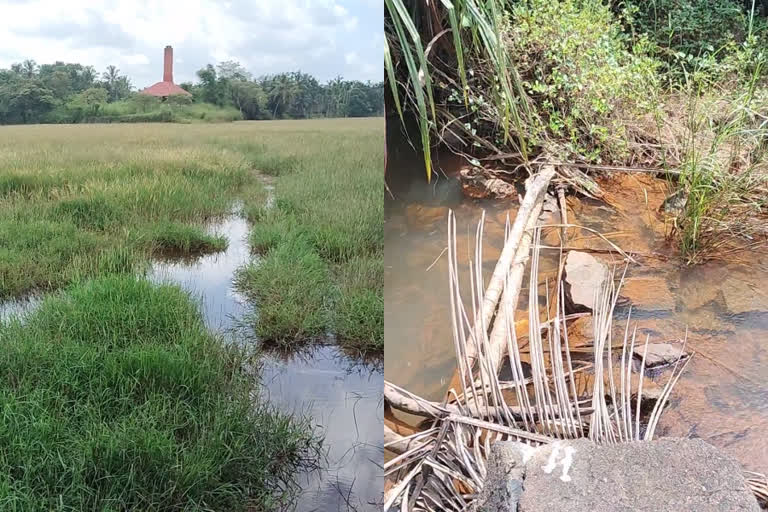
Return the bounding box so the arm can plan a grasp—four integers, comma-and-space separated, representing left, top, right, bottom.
0, 123, 262, 297
676, 62, 767, 262
385, 0, 532, 181
0, 275, 317, 510
232, 119, 384, 353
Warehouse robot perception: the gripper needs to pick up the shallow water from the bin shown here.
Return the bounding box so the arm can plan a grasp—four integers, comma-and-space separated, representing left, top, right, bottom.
1, 200, 383, 510
385, 165, 768, 472
149, 206, 384, 511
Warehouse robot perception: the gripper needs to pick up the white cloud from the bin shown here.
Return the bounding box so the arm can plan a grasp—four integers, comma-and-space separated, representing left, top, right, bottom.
0, 0, 382, 86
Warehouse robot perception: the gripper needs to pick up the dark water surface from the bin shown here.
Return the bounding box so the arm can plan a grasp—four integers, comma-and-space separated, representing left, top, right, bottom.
385, 152, 768, 472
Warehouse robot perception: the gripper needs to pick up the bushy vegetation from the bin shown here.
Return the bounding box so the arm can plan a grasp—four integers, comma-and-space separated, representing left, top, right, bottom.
622, 0, 768, 81
234, 119, 384, 353
189, 63, 385, 120
0, 58, 383, 125
387, 0, 768, 262
0, 275, 317, 510
508, 0, 660, 162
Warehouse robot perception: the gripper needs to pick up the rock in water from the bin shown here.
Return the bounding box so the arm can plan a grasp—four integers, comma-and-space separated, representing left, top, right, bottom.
563, 251, 609, 312
633, 342, 689, 368
459, 168, 518, 199
721, 277, 768, 314
660, 189, 688, 215
619, 276, 675, 312
516, 438, 759, 512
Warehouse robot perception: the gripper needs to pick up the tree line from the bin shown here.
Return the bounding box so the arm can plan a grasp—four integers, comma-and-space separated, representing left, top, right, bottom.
0, 59, 383, 124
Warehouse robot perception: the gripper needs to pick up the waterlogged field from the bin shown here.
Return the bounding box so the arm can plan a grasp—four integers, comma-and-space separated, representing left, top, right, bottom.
0, 119, 383, 509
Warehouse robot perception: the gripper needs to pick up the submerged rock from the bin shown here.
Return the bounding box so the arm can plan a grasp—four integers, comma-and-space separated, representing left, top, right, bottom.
619, 276, 675, 312
721, 277, 768, 315
633, 342, 689, 368
460, 168, 518, 199
563, 251, 609, 313
504, 438, 759, 512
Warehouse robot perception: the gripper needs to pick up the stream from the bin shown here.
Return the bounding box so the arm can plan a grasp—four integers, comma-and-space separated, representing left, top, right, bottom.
149, 204, 384, 511
385, 148, 768, 473
1, 199, 383, 511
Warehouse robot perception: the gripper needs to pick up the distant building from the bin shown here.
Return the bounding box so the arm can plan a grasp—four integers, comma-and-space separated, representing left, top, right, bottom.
141, 46, 192, 98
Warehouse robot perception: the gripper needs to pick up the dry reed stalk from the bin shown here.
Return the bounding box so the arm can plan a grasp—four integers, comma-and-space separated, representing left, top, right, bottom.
384, 201, 692, 511
465, 166, 556, 376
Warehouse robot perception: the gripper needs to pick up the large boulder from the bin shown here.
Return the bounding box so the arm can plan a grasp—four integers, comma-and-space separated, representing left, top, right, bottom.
516, 438, 759, 512
563, 251, 610, 312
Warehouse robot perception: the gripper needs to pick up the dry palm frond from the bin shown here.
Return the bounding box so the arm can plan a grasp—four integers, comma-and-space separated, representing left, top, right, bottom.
745, 471, 768, 507
384, 208, 690, 511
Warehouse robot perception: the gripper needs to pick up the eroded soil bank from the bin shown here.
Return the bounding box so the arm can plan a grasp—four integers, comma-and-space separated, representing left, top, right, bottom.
385, 164, 768, 473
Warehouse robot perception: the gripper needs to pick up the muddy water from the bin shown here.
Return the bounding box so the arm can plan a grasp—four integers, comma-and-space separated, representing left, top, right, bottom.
385, 169, 768, 473
1, 200, 383, 510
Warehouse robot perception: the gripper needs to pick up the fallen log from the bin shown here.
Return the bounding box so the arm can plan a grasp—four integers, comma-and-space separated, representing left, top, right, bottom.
465, 165, 557, 378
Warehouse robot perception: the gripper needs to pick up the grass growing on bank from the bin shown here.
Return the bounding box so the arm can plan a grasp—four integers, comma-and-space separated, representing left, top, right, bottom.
0, 275, 317, 510
233, 119, 384, 353
145, 222, 229, 255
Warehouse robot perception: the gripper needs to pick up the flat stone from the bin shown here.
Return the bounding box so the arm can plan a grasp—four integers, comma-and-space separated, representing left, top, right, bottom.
477, 441, 533, 512
721, 277, 768, 314
459, 169, 517, 199
563, 251, 609, 312
517, 438, 759, 512
633, 342, 688, 368
619, 276, 675, 312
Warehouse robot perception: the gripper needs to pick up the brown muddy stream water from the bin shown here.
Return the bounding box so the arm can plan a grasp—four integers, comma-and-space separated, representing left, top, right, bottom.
1, 202, 383, 511
385, 154, 768, 473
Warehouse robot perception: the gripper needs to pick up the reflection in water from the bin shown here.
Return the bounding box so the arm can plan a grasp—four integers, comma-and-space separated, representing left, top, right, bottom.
148, 211, 251, 334
2, 200, 383, 511
386, 160, 768, 472
261, 348, 383, 511
149, 206, 383, 511
0, 294, 41, 322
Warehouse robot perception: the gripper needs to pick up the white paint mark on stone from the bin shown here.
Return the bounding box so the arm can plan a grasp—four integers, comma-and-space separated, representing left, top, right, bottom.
559, 446, 575, 482
542, 442, 576, 482
542, 443, 561, 474
520, 444, 537, 463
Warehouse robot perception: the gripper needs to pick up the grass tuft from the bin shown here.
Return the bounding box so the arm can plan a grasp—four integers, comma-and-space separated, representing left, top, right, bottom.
146, 222, 228, 255
237, 240, 332, 346
334, 256, 384, 352
0, 275, 318, 510
52, 196, 124, 230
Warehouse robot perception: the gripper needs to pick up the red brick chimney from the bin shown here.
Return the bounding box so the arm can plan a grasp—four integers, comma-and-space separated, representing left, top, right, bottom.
163, 45, 173, 82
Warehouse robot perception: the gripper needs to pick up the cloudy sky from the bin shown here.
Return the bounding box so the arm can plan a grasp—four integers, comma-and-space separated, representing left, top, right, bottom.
0, 0, 383, 88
